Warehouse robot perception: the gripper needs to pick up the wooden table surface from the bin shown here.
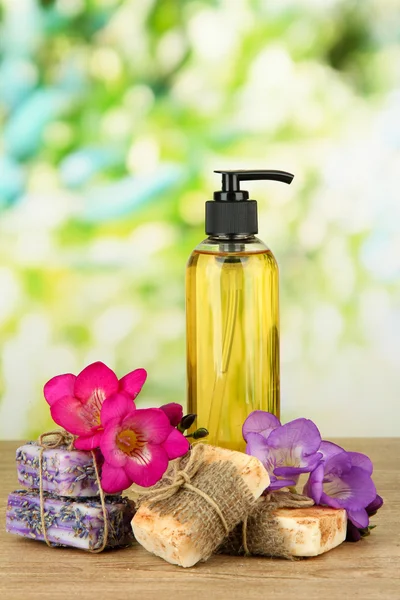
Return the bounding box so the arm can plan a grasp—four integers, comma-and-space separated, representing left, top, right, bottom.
1, 439, 399, 600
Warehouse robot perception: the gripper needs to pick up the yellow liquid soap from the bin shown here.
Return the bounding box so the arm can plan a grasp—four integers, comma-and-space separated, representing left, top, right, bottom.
186, 240, 280, 452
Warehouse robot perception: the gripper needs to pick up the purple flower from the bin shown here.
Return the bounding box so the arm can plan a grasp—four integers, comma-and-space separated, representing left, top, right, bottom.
243, 410, 281, 441
346, 494, 384, 542
243, 411, 322, 491
366, 493, 384, 516
303, 441, 377, 532
243, 412, 382, 543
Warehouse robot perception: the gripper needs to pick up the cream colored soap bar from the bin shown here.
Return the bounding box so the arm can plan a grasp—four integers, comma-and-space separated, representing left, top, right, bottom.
132, 444, 270, 568
273, 506, 347, 556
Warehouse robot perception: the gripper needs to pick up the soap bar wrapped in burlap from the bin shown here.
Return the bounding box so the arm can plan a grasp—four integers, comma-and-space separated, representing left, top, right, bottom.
219, 491, 345, 559
132, 444, 270, 567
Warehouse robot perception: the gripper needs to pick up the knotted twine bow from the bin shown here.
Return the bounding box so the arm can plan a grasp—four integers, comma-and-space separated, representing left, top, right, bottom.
37, 430, 109, 553
136, 444, 230, 536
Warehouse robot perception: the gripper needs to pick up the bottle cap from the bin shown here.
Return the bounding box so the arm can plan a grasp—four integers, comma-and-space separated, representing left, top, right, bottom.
206, 170, 294, 236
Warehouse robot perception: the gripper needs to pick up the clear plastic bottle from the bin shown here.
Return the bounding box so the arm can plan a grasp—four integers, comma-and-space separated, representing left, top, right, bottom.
186, 170, 293, 452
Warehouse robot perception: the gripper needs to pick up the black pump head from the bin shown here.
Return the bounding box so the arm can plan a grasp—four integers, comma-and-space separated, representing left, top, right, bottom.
206, 169, 294, 236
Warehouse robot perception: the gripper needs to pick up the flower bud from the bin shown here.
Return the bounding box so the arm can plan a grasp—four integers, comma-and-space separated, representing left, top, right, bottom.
179, 413, 196, 431
192, 428, 209, 440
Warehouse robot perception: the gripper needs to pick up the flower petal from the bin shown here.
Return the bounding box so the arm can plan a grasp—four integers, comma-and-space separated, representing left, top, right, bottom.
101, 393, 135, 426
322, 466, 377, 510
101, 463, 132, 494
160, 403, 184, 427
267, 418, 322, 457
319, 440, 344, 461
119, 368, 147, 399
51, 395, 96, 436
324, 451, 352, 477
274, 453, 322, 478
44, 374, 76, 406
100, 417, 128, 467
303, 463, 324, 504
74, 361, 119, 401
346, 520, 362, 542
348, 452, 373, 475
124, 444, 169, 487
366, 494, 383, 515
122, 408, 170, 444
347, 507, 369, 529
246, 432, 272, 468
162, 427, 190, 460
74, 431, 104, 450
268, 477, 296, 490
242, 411, 281, 442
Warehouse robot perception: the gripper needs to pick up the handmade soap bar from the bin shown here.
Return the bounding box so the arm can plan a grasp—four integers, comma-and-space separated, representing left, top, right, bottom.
220, 493, 347, 558
16, 443, 101, 497
273, 506, 347, 556
132, 444, 270, 568
6, 490, 135, 551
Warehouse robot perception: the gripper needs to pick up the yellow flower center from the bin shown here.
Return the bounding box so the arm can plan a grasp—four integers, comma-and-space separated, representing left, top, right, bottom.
116, 429, 144, 456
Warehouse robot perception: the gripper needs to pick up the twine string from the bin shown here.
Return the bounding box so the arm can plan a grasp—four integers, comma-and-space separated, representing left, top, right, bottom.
37, 429, 108, 553
138, 445, 230, 536
38, 429, 75, 451
38, 447, 52, 548
89, 451, 109, 553
182, 482, 230, 534
242, 516, 250, 556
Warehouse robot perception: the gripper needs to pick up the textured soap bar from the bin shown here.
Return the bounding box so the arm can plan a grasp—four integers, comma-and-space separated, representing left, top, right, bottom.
132, 444, 270, 567
220, 495, 347, 558
6, 490, 135, 551
273, 506, 347, 556
16, 443, 101, 497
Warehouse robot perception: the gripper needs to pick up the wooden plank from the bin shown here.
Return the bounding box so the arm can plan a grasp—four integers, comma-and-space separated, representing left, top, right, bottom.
1, 439, 399, 600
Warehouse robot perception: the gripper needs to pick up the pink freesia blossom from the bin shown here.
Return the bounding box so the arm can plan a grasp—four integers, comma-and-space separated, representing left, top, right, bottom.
44, 362, 147, 450
100, 394, 189, 492
160, 403, 184, 427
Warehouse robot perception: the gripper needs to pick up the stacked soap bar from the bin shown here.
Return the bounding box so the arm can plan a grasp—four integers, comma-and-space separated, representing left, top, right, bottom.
220, 502, 347, 558
272, 506, 347, 556
7, 441, 135, 551
16, 442, 101, 497
6, 490, 135, 551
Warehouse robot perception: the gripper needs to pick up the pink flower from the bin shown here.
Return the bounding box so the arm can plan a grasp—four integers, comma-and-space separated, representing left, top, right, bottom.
160, 403, 183, 427
44, 362, 147, 450
100, 394, 189, 492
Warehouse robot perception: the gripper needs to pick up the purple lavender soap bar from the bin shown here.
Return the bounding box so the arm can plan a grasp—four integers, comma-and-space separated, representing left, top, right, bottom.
6, 490, 135, 550
16, 443, 101, 497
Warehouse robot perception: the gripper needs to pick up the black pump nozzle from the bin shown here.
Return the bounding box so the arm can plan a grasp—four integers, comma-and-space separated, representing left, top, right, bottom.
215, 170, 294, 199
206, 169, 294, 236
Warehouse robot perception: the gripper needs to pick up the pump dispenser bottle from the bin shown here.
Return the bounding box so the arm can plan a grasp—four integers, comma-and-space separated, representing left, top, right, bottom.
186, 170, 294, 452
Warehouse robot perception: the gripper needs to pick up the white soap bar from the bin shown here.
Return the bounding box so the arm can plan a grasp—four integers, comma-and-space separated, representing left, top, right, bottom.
132, 444, 270, 568
273, 506, 347, 556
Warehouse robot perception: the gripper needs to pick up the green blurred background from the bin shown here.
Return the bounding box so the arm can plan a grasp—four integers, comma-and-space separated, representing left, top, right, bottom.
0, 0, 399, 439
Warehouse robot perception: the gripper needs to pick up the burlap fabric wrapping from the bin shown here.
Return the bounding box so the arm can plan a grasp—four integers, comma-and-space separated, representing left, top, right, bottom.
219, 491, 314, 559
134, 444, 263, 562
